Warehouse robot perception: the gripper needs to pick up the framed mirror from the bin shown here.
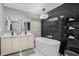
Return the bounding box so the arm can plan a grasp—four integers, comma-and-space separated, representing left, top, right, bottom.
24, 22, 30, 32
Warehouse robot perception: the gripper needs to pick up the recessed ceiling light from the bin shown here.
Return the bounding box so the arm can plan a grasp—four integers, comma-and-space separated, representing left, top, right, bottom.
42, 8, 46, 11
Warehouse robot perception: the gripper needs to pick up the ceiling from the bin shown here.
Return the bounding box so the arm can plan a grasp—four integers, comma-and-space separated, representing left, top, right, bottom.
3, 3, 63, 16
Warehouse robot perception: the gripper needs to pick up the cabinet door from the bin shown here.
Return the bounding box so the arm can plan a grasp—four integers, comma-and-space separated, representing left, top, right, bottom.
27, 35, 34, 48
12, 37, 20, 52
20, 36, 28, 50
1, 37, 12, 55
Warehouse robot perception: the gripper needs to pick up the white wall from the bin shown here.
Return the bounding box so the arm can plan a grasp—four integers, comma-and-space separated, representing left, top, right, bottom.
0, 4, 4, 35
4, 7, 41, 37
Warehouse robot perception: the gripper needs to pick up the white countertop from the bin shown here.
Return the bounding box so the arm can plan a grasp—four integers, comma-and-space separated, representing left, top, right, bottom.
0, 32, 32, 38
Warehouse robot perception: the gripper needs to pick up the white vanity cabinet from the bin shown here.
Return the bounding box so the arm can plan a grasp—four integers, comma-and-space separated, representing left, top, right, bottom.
0, 34, 34, 55
20, 36, 28, 50
27, 35, 34, 48
1, 37, 12, 55
12, 36, 20, 52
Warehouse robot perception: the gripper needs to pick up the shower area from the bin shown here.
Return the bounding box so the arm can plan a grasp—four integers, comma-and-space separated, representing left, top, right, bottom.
41, 18, 58, 39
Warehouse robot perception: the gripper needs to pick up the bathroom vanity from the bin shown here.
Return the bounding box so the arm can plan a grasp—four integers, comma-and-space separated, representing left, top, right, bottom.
0, 33, 34, 55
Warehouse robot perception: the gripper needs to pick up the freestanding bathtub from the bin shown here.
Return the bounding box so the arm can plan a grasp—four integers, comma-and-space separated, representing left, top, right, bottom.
35, 37, 61, 56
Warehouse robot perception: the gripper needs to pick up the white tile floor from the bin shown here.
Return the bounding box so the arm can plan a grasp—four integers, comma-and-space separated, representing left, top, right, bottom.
19, 49, 44, 56
6, 48, 61, 56
29, 49, 44, 56
7, 48, 43, 56
6, 49, 34, 56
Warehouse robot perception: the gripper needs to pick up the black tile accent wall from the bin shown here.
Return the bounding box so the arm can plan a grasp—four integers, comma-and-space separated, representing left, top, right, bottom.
41, 3, 79, 55
47, 3, 79, 19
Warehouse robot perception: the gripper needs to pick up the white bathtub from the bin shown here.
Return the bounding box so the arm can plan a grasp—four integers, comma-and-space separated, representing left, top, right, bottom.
35, 37, 61, 56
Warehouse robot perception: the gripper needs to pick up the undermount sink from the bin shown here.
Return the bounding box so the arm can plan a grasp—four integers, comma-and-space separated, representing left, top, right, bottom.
2, 32, 32, 37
